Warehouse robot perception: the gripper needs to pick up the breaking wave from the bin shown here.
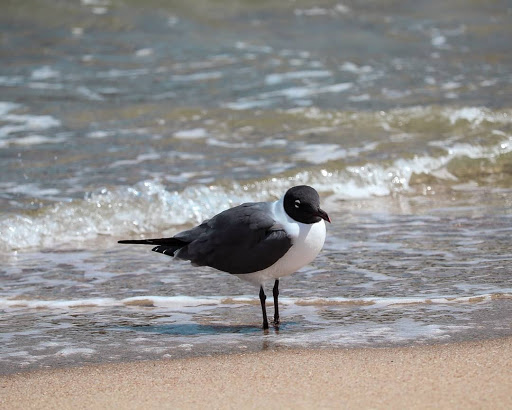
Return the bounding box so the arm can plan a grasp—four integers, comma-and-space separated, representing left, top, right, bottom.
1, 105, 511, 252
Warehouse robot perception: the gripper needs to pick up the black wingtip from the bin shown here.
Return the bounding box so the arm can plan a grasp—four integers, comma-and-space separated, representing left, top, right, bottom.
118, 237, 188, 248
118, 239, 153, 244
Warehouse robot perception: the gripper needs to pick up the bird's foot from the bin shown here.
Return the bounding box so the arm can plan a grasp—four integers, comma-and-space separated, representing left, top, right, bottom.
272, 316, 280, 332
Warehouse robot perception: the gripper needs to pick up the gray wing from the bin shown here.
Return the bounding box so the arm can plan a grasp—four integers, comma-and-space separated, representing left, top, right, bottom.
173, 202, 292, 275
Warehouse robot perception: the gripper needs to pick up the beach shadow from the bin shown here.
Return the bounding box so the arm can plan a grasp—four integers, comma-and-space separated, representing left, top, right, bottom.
124, 322, 298, 336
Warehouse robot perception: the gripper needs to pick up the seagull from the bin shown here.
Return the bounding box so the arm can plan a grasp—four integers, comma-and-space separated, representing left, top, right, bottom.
118, 185, 330, 330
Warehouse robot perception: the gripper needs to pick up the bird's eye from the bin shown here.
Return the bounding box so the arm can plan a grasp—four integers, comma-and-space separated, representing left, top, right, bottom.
294, 199, 301, 208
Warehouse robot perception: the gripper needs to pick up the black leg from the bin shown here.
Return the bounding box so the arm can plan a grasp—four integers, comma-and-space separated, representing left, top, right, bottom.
273, 279, 280, 325
259, 286, 269, 330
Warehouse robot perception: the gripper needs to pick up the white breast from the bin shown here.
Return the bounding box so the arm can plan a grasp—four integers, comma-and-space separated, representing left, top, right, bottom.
235, 198, 326, 286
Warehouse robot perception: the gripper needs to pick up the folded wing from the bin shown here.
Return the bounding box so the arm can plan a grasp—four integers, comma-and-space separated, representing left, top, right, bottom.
119, 202, 293, 275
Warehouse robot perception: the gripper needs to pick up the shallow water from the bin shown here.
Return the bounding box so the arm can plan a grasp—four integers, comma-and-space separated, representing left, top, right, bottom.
1, 0, 512, 374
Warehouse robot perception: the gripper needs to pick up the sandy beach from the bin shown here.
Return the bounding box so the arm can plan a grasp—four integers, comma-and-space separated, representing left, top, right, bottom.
2, 337, 511, 409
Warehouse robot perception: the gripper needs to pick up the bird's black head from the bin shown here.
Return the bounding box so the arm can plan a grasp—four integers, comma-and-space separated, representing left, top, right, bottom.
283, 185, 331, 224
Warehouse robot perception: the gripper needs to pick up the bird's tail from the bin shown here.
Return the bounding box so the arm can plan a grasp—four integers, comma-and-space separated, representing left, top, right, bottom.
118, 237, 187, 257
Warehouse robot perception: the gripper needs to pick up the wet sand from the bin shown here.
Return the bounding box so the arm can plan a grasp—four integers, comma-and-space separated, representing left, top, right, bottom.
2, 337, 511, 409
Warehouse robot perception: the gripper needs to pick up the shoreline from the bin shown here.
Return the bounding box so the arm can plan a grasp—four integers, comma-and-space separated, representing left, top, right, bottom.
2, 337, 511, 409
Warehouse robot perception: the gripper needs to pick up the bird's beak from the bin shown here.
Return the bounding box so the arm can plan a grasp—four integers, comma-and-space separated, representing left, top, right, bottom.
317, 208, 331, 223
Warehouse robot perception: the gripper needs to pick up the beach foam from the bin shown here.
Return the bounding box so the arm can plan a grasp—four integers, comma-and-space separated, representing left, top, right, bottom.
2, 291, 510, 310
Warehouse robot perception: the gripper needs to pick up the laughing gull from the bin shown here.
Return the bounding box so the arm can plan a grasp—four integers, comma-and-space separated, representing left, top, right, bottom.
119, 185, 330, 330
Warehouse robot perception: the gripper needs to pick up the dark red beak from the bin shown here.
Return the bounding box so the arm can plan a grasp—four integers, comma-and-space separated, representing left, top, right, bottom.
317, 208, 331, 223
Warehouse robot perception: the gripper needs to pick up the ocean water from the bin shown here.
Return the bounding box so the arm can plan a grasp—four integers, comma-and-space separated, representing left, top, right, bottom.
1, 0, 512, 374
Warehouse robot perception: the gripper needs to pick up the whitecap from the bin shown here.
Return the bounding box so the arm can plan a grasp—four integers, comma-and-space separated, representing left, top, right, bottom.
7, 134, 67, 146
0, 113, 61, 138
173, 128, 208, 139
0, 101, 20, 116
264, 70, 331, 85
30, 66, 60, 80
